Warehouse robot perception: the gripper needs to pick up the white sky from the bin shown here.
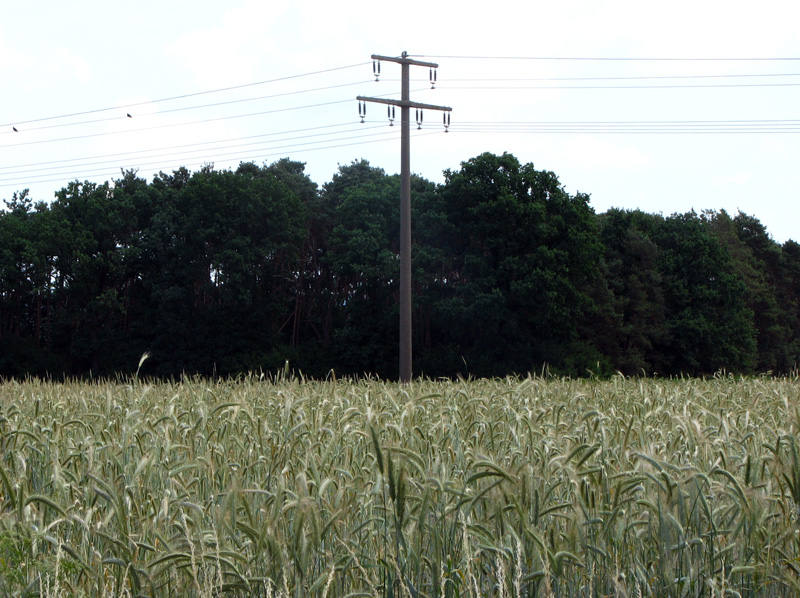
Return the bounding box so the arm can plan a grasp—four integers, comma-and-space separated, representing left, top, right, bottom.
2, 0, 799, 243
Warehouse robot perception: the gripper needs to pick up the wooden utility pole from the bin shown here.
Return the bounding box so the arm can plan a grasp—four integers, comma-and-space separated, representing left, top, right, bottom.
357, 52, 452, 383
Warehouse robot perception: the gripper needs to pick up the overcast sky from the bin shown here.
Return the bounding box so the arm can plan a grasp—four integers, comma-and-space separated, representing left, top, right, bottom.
2, 0, 798, 243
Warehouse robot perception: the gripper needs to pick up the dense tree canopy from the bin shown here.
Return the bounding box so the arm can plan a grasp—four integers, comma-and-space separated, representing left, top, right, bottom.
1, 153, 798, 379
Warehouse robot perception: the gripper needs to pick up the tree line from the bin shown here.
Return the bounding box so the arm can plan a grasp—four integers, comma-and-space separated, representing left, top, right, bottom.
1, 152, 798, 379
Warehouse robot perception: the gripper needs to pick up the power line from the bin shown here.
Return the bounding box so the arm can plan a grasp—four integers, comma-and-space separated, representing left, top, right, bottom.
418, 55, 800, 61
0, 129, 442, 190
5, 116, 798, 184
6, 117, 797, 177
443, 82, 800, 90
5, 60, 796, 152
0, 124, 389, 178
457, 118, 800, 125
0, 81, 370, 136
449, 119, 800, 133
0, 125, 416, 185
0, 62, 370, 129
6, 58, 797, 139
434, 72, 800, 82
1, 89, 428, 149
0, 98, 357, 148
5, 54, 799, 200
455, 128, 800, 134
0, 122, 363, 171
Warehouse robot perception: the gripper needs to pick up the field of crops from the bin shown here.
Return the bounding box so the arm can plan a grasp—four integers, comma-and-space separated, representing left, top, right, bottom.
1, 374, 799, 597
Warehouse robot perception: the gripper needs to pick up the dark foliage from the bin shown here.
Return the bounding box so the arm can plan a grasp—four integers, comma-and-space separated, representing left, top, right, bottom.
1, 154, 796, 379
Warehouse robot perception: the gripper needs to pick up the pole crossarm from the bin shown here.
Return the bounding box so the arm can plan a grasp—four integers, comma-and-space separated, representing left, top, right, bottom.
371, 54, 439, 69
356, 96, 452, 112
356, 51, 452, 382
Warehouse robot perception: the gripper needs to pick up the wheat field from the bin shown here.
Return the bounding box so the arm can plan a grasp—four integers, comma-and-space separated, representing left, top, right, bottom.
0, 373, 799, 597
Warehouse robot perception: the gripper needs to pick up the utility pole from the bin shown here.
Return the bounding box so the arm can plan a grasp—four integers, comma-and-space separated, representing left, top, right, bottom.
357, 52, 452, 383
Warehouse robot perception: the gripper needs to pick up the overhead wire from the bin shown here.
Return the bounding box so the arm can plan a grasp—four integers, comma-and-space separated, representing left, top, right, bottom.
6, 58, 797, 136
1, 99, 355, 147
416, 55, 800, 61
0, 62, 370, 128
2, 98, 362, 148
0, 124, 390, 178
0, 81, 371, 136
426, 73, 800, 82
0, 126, 435, 190
3, 56, 799, 194
6, 114, 799, 189
12, 69, 792, 140
449, 119, 800, 134
1, 61, 394, 189
443, 82, 800, 90
0, 122, 365, 172
6, 116, 797, 182
1, 88, 429, 148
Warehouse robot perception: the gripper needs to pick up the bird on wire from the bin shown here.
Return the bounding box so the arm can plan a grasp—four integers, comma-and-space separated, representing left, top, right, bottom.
12, 126, 18, 132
